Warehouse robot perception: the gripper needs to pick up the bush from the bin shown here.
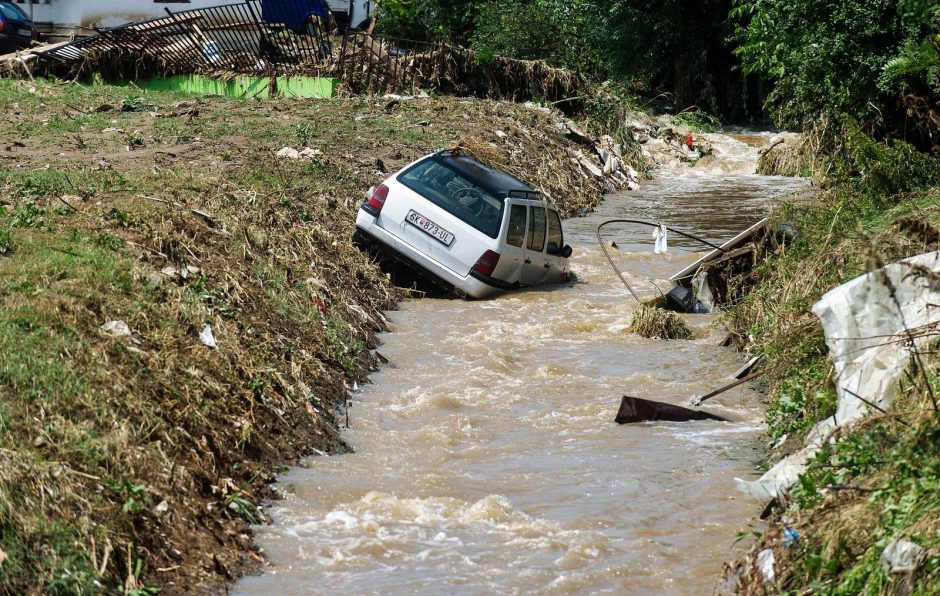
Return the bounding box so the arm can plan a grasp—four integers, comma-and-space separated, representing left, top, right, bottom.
731, 0, 938, 131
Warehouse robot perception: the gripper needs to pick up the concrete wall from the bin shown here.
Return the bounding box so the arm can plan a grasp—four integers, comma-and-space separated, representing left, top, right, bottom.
10, 0, 373, 32
11, 0, 226, 30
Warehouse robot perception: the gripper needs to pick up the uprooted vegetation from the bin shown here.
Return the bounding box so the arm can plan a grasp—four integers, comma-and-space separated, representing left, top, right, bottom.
0, 78, 644, 593
628, 304, 694, 340
721, 119, 940, 593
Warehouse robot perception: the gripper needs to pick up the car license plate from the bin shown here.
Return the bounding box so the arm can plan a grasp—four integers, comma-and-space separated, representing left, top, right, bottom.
18, 29, 31, 37
406, 209, 454, 246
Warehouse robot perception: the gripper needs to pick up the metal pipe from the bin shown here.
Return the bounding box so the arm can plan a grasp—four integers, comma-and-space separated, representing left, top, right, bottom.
596, 218, 727, 303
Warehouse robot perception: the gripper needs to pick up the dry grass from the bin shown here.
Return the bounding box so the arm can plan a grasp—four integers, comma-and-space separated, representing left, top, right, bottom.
629, 304, 694, 340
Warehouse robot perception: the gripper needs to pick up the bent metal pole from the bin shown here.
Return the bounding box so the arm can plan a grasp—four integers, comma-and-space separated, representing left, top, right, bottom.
596, 219, 727, 303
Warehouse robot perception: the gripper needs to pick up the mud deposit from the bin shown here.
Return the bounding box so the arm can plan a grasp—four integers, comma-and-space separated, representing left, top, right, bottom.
236, 131, 809, 594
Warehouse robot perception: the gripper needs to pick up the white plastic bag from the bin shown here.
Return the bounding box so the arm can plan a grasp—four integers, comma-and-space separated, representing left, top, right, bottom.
652, 224, 668, 254
691, 269, 714, 313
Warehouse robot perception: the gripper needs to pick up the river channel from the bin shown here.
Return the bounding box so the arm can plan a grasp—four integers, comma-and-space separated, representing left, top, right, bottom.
236, 131, 809, 594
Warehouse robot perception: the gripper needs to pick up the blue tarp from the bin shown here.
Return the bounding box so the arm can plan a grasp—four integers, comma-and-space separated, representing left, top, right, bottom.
261, 0, 330, 32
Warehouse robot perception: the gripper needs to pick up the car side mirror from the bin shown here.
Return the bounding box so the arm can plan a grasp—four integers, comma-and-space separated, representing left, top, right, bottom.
547, 243, 573, 258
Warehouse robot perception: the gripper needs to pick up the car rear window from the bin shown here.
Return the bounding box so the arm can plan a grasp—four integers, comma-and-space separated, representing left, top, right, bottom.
398, 158, 505, 238
0, 3, 29, 20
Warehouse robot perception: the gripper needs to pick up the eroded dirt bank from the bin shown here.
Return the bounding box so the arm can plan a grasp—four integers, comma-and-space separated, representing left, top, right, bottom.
235, 132, 808, 594
0, 79, 649, 593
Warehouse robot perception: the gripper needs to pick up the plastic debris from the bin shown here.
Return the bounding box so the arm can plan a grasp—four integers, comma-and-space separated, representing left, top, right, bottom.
275, 147, 300, 159
199, 325, 218, 349
691, 269, 714, 313
783, 527, 799, 546
881, 538, 926, 573
756, 548, 775, 584
737, 251, 940, 501
652, 224, 668, 254
100, 320, 132, 338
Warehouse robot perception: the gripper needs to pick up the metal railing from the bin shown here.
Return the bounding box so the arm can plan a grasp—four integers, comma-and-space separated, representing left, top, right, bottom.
35, 0, 333, 74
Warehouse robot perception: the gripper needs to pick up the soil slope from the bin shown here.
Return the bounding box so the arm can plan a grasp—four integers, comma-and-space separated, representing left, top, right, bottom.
0, 79, 636, 594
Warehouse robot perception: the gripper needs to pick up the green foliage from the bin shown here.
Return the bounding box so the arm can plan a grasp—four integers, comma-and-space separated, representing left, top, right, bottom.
730, 0, 938, 128
0, 227, 13, 256
294, 122, 314, 146
223, 492, 259, 525
470, 1, 557, 63
671, 108, 722, 133
375, 0, 480, 41
375, 0, 749, 117
830, 117, 940, 197
784, 411, 940, 592
324, 315, 366, 376
469, 1, 607, 74
10, 202, 47, 228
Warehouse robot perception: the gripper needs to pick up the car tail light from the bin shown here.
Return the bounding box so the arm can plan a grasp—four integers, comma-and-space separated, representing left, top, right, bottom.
0, 21, 7, 35
367, 184, 389, 213
473, 250, 501, 277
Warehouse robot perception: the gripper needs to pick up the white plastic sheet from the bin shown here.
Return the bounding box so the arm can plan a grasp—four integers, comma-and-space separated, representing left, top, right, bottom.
737, 251, 940, 501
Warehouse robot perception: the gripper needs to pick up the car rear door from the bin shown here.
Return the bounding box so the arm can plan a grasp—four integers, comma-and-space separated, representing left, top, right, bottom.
544, 208, 568, 282
499, 201, 528, 286
522, 205, 550, 285
377, 161, 487, 277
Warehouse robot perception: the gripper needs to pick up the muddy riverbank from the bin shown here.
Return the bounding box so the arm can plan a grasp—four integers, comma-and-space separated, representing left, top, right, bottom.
236, 132, 810, 594
0, 80, 651, 593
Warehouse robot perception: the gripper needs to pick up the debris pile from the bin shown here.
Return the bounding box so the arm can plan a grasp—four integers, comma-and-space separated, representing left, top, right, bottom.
628, 304, 693, 340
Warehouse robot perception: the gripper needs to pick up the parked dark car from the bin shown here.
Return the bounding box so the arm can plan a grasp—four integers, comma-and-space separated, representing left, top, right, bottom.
0, 1, 37, 53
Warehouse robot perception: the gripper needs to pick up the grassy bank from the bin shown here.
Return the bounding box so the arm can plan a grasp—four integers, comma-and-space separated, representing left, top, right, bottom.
723, 120, 940, 593
0, 78, 632, 593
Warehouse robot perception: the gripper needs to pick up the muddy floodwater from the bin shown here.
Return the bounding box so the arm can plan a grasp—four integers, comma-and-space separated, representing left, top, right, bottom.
236, 132, 809, 594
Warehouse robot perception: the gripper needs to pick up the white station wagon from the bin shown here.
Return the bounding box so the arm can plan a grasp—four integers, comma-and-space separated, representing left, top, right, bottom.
354, 150, 572, 298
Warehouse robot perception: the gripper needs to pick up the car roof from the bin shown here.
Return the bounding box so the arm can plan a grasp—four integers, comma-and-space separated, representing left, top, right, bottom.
432, 150, 535, 199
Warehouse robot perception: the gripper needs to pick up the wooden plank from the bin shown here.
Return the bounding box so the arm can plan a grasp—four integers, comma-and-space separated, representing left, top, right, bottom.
0, 40, 73, 62
668, 218, 769, 285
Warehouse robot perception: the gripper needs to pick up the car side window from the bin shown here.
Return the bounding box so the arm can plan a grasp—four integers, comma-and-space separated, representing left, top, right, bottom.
526, 206, 546, 252
506, 205, 527, 247
547, 209, 563, 253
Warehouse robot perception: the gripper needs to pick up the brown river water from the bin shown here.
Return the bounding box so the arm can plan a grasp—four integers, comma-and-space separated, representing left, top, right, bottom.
235, 131, 809, 594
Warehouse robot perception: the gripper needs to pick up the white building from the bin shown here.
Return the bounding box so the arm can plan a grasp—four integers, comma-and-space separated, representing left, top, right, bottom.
9, 0, 372, 37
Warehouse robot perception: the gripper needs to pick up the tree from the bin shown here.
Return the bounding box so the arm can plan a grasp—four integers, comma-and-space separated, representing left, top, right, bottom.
730, 0, 937, 132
